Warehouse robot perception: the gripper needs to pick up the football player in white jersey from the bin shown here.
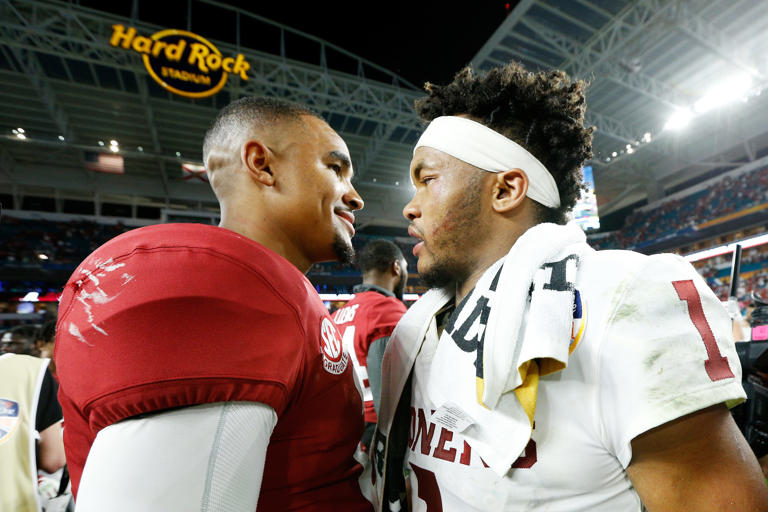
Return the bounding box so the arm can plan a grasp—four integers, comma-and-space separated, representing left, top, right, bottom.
369, 61, 768, 511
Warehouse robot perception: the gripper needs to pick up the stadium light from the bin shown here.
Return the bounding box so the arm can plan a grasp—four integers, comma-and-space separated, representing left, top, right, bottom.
17, 127, 24, 133
694, 74, 753, 113
611, 151, 617, 157
58, 135, 65, 142
98, 140, 105, 146
626, 147, 634, 154
664, 109, 692, 131
642, 132, 652, 143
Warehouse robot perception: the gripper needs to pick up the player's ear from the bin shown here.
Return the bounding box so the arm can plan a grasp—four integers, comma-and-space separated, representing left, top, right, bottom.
492, 169, 528, 214
391, 260, 402, 277
242, 139, 275, 186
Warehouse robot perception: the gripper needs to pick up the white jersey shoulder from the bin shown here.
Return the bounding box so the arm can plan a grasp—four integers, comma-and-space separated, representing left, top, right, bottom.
407, 249, 746, 512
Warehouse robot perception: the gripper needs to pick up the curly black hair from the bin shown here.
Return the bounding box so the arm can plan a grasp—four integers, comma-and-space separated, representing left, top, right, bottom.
414, 61, 594, 224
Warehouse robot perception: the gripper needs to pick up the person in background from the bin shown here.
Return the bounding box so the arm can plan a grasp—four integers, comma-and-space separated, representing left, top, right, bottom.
333, 239, 408, 451
0, 351, 65, 511
35, 320, 57, 377
1, 325, 39, 356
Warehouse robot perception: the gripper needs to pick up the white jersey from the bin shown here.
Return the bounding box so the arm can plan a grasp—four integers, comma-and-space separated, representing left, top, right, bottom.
406, 250, 746, 511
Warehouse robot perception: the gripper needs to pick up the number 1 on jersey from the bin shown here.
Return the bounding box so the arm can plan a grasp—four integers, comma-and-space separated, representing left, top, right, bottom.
672, 279, 734, 382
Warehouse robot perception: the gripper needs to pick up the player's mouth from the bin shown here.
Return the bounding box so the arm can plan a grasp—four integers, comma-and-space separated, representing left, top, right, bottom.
408, 225, 425, 257
335, 209, 355, 237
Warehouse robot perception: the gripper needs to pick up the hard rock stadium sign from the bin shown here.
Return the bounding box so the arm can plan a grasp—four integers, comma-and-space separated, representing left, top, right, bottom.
110, 24, 251, 98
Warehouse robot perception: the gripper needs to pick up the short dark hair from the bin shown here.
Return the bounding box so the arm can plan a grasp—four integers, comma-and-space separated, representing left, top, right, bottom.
203, 96, 321, 162
9, 324, 38, 341
414, 61, 594, 225
39, 320, 56, 343
358, 239, 404, 274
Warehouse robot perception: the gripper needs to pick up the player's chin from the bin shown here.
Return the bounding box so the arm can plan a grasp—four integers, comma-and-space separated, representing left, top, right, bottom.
416, 254, 433, 276
331, 232, 355, 265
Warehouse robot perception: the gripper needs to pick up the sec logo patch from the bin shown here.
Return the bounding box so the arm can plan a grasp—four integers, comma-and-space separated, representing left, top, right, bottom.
320, 317, 348, 375
0, 398, 20, 445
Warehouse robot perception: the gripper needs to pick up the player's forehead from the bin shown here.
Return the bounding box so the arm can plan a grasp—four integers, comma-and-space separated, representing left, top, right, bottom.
410, 146, 465, 179
301, 115, 350, 156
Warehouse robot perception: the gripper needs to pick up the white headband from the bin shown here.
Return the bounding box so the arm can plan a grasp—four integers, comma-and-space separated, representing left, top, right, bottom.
414, 116, 561, 208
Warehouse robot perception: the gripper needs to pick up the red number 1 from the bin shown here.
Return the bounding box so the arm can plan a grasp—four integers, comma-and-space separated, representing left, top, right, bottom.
672, 280, 734, 381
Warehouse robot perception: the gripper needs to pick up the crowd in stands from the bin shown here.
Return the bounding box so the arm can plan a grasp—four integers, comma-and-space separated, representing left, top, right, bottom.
697, 245, 768, 303
0, 215, 420, 297
3, 207, 768, 303
590, 164, 768, 251
0, 216, 130, 267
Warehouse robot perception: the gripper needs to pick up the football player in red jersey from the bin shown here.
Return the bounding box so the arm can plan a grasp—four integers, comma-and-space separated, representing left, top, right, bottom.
333, 240, 408, 451
54, 97, 374, 511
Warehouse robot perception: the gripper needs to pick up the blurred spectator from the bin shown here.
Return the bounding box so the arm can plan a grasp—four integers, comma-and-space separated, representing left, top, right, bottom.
1, 325, 39, 356
35, 321, 57, 377
0, 353, 65, 511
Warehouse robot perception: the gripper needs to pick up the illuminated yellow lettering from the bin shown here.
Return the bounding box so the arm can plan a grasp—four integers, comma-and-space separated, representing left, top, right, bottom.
151, 41, 167, 57
231, 54, 250, 80
161, 66, 169, 77
110, 24, 136, 49
222, 57, 234, 73
205, 53, 222, 71
187, 43, 210, 72
131, 36, 153, 54
165, 40, 186, 62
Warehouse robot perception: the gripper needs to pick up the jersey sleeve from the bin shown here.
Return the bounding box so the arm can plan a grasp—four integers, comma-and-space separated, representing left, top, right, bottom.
55, 245, 307, 434
597, 253, 746, 468
365, 298, 406, 347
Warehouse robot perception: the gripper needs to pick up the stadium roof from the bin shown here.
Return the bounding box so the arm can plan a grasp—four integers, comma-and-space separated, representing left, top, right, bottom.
1, 0, 767, 228
471, 0, 768, 215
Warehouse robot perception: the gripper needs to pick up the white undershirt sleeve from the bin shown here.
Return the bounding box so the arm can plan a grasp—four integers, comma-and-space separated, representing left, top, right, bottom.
75, 401, 277, 512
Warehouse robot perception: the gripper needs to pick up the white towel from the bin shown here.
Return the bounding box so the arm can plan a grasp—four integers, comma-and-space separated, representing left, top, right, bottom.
425, 222, 592, 476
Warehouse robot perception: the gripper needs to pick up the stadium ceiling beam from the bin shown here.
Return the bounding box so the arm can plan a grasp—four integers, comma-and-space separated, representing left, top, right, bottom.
6, 45, 75, 143
0, 0, 422, 132
0, 145, 18, 182
572, 0, 614, 21
672, 0, 766, 82
585, 111, 639, 146
744, 141, 755, 162
355, 122, 402, 182
532, 1, 598, 36
133, 67, 170, 200
470, 0, 538, 70
559, 0, 676, 79
519, 15, 689, 110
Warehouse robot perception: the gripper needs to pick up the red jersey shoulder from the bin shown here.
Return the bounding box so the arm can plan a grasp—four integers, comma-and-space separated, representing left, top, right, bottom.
55, 223, 318, 426
334, 292, 406, 325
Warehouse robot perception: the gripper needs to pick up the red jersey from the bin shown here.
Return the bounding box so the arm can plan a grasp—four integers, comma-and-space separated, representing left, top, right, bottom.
55, 224, 371, 511
332, 288, 406, 423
